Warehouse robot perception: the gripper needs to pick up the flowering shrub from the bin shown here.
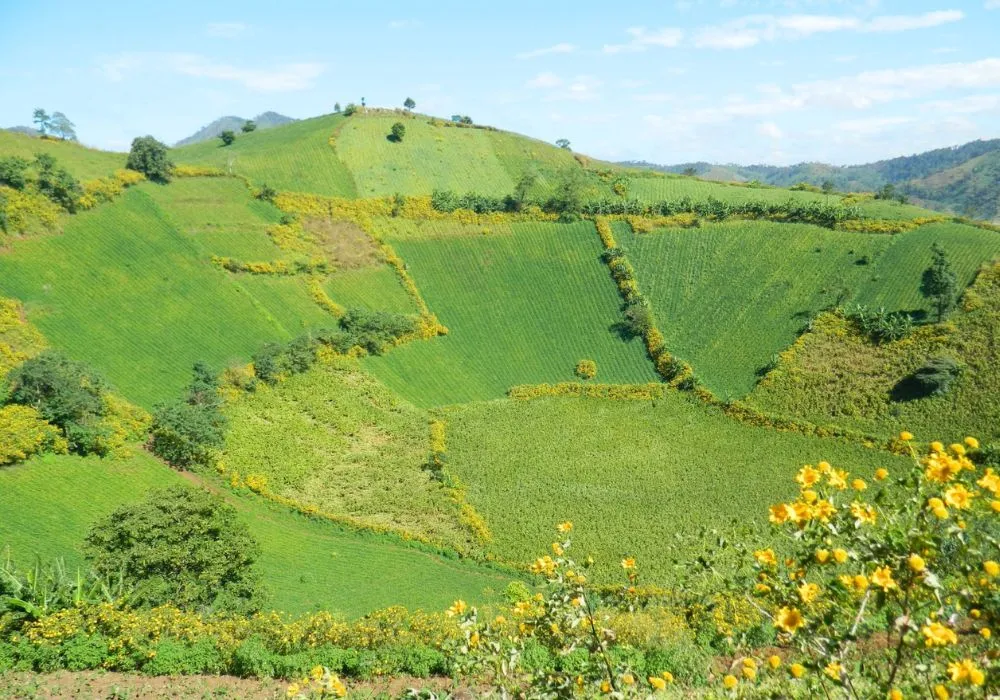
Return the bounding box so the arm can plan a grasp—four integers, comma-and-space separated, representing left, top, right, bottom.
306, 278, 346, 318
0, 404, 67, 465
836, 216, 945, 234
575, 360, 597, 380
0, 297, 45, 380
0, 185, 60, 236
76, 170, 145, 210
171, 165, 227, 178
508, 383, 667, 401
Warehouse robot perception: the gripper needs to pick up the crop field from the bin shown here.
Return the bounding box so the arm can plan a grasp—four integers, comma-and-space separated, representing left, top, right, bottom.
171, 114, 357, 198
444, 394, 908, 584
486, 129, 594, 196
619, 220, 893, 398
223, 357, 472, 549
364, 221, 658, 407
0, 130, 126, 180
852, 221, 1000, 316
144, 176, 286, 259
324, 266, 418, 314
0, 450, 514, 617
336, 116, 517, 197
0, 187, 330, 407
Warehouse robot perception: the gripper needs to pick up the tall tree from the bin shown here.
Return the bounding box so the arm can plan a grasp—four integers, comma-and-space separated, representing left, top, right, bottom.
403, 97, 416, 110
920, 243, 959, 322
555, 138, 571, 150
32, 108, 50, 135
49, 112, 76, 141
126, 136, 172, 182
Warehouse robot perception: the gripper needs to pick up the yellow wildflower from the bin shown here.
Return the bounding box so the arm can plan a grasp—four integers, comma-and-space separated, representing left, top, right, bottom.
984, 560, 1000, 577
950, 443, 966, 456
948, 659, 985, 686
922, 621, 958, 647
621, 557, 636, 570
310, 665, 323, 681
851, 502, 877, 524
622, 673, 635, 686
930, 441, 945, 453
889, 689, 903, 700
908, 554, 926, 573
768, 655, 781, 670
992, 500, 1000, 513
649, 676, 666, 691
824, 662, 842, 682
980, 628, 991, 639
944, 484, 974, 509
790, 663, 806, 679
977, 469, 1000, 495
571, 596, 584, 607
801, 489, 818, 503
600, 680, 611, 694
552, 542, 564, 556
813, 499, 837, 522
796, 465, 821, 488
723, 674, 738, 690
742, 666, 757, 681
872, 566, 897, 591
775, 607, 805, 633
798, 582, 821, 604
557, 521, 573, 533
852, 478, 867, 491
754, 549, 777, 567
833, 548, 849, 564
899, 431, 913, 441
828, 469, 849, 490
446, 600, 468, 617
769, 503, 792, 524
661, 672, 674, 683
875, 468, 889, 480
815, 549, 831, 564
817, 461, 831, 473
286, 683, 300, 698
934, 685, 949, 700
965, 436, 979, 449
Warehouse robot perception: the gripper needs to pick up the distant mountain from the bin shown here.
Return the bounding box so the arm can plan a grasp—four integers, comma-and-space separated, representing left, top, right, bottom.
173, 111, 296, 147
3, 126, 41, 137
623, 138, 1000, 222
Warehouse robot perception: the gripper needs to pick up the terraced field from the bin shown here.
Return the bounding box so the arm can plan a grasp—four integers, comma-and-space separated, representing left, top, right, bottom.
0, 451, 515, 616
324, 266, 418, 314
620, 220, 893, 398
444, 394, 908, 583
171, 113, 357, 197
365, 221, 658, 406
0, 186, 330, 407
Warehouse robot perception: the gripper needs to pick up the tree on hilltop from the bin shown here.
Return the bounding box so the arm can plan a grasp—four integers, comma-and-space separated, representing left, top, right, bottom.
920, 243, 959, 322
219, 130, 236, 146
403, 97, 416, 111
241, 120, 256, 133
49, 112, 76, 141
126, 136, 172, 182
32, 108, 50, 136
334, 102, 341, 113
555, 138, 571, 150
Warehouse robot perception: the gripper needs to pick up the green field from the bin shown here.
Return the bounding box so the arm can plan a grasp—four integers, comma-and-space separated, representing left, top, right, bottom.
620, 220, 893, 398
444, 394, 908, 583
171, 113, 357, 197
0, 186, 332, 407
0, 451, 515, 617
324, 266, 418, 314
223, 357, 472, 549
365, 221, 658, 406
853, 221, 1000, 316
0, 130, 126, 181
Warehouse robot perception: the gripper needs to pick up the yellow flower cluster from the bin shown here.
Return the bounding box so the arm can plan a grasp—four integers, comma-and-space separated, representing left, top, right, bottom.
0, 404, 68, 465
508, 382, 667, 401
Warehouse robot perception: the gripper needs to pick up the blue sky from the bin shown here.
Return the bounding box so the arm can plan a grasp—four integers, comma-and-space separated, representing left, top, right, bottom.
1, 0, 997, 165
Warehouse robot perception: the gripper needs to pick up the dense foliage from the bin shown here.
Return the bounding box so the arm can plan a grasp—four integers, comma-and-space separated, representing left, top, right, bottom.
150, 362, 226, 469
125, 135, 172, 182
84, 486, 264, 613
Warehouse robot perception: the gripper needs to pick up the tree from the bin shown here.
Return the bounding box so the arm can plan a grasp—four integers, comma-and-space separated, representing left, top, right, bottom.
555, 138, 571, 150
32, 108, 50, 136
150, 363, 226, 469
85, 486, 264, 613
821, 179, 835, 196
0, 156, 30, 189
682, 167, 697, 177
255, 183, 277, 202
513, 170, 538, 209
241, 120, 256, 133
546, 167, 586, 216
334, 102, 341, 113
389, 122, 406, 142
33, 154, 82, 212
219, 130, 236, 146
920, 243, 959, 322
49, 112, 76, 141
126, 136, 172, 182
361, 97, 366, 107
343, 103, 358, 116
403, 97, 416, 111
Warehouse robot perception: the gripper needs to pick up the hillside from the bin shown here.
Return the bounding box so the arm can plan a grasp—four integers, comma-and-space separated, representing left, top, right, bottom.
633, 137, 1000, 221
173, 111, 296, 146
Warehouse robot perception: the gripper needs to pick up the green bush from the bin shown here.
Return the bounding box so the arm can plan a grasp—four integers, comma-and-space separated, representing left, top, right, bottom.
144, 638, 225, 676
232, 635, 276, 678
848, 304, 913, 343
0, 156, 30, 190
150, 363, 226, 468
911, 355, 962, 396
126, 136, 172, 182
0, 641, 14, 672
62, 632, 109, 671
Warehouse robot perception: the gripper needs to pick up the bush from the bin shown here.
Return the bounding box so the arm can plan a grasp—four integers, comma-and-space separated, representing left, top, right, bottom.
911, 355, 962, 396
338, 308, 417, 355
390, 122, 406, 142
343, 103, 358, 116
150, 363, 226, 468
62, 632, 109, 671
219, 130, 236, 146
0, 156, 30, 190
256, 183, 277, 202
126, 136, 172, 182
848, 304, 913, 343
575, 360, 597, 380
0, 404, 66, 465
84, 486, 264, 614
33, 154, 82, 212
144, 638, 225, 676
241, 120, 257, 133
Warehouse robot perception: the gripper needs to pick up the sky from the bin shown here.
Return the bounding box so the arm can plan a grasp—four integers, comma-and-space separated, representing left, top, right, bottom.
1, 0, 998, 166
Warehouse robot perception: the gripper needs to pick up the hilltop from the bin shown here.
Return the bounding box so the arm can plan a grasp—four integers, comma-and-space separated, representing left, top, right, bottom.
173, 110, 296, 146
629, 137, 1000, 221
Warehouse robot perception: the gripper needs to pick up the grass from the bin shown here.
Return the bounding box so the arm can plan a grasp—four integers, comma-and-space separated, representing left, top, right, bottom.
0, 450, 515, 617
0, 131, 126, 181
223, 357, 472, 549
171, 114, 357, 198
324, 266, 418, 314
748, 261, 1000, 445
444, 393, 909, 584
364, 220, 658, 407
0, 185, 332, 407
619, 220, 894, 398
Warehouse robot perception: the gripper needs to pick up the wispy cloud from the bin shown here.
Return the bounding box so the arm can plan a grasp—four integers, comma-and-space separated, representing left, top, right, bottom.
834, 116, 915, 136
693, 10, 964, 49
985, 0, 1000, 9
604, 27, 683, 53
99, 52, 324, 92
526, 72, 562, 89
206, 22, 247, 38
921, 93, 1000, 114
516, 43, 576, 60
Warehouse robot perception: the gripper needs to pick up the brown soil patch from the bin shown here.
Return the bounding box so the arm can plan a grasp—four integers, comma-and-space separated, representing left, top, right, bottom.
302, 218, 381, 270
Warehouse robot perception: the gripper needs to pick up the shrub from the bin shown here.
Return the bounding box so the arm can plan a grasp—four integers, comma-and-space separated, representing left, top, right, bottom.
0, 404, 66, 465
241, 120, 257, 133
33, 154, 82, 212
150, 362, 226, 468
126, 136, 172, 182
219, 130, 236, 146
256, 183, 277, 202
848, 304, 913, 343
911, 355, 962, 396
389, 122, 406, 142
0, 156, 30, 190
343, 103, 358, 116
339, 308, 418, 355
575, 360, 597, 380
84, 486, 264, 614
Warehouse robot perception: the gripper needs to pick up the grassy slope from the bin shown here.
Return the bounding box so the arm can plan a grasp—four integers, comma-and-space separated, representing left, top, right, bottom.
0, 131, 125, 181
0, 451, 513, 617
621, 220, 894, 398
223, 357, 472, 549
171, 114, 356, 198
445, 394, 908, 583
748, 262, 1000, 445
0, 184, 333, 407
365, 221, 658, 407
324, 267, 418, 314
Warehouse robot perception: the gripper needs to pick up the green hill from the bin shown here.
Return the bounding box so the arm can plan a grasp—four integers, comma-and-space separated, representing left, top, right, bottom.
0, 129, 125, 180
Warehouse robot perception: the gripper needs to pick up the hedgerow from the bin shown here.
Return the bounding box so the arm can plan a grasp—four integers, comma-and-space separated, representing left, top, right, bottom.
210, 255, 329, 276
425, 418, 492, 545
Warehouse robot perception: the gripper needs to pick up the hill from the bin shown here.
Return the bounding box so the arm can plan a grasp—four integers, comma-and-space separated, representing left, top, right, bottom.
173, 111, 296, 146
630, 137, 1000, 221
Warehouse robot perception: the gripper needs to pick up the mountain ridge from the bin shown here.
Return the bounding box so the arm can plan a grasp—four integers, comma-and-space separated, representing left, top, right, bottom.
173, 111, 297, 147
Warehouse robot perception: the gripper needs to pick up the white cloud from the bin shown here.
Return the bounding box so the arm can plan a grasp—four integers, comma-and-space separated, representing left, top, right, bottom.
921, 94, 1000, 113
556, 76, 603, 101
99, 52, 324, 92
388, 19, 422, 30
205, 22, 247, 38
862, 10, 964, 32
834, 116, 915, 135
757, 121, 784, 138
604, 26, 683, 53
693, 10, 964, 49
526, 72, 562, 89
985, 0, 1000, 8
516, 43, 576, 59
